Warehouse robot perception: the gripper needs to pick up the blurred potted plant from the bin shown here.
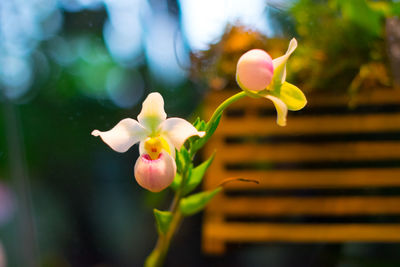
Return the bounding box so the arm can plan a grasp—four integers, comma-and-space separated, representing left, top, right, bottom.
192, 1, 400, 104
190, 24, 288, 91
275, 0, 400, 98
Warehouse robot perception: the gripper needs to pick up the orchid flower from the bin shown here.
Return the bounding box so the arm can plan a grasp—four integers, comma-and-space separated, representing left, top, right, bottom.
236, 38, 307, 126
92, 92, 205, 192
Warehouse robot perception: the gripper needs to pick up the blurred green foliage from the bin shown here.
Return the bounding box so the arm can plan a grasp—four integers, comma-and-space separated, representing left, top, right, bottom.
0, 7, 201, 267
277, 0, 400, 93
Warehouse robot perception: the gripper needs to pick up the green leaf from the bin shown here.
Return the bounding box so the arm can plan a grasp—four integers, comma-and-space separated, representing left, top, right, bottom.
153, 209, 173, 235
275, 82, 307, 111
206, 112, 222, 138
176, 147, 190, 174
391, 2, 400, 16
193, 117, 207, 131
191, 113, 222, 153
175, 151, 184, 174
183, 152, 215, 195
170, 173, 182, 191
193, 117, 200, 128
337, 0, 383, 37
171, 148, 192, 191
179, 187, 222, 216
180, 147, 191, 162
368, 2, 392, 16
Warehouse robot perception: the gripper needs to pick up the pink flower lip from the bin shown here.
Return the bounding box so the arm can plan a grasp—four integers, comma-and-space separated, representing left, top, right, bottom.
142, 153, 161, 161
134, 152, 176, 192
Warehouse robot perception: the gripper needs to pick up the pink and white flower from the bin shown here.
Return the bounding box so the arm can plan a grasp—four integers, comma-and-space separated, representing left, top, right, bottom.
236, 38, 307, 126
92, 92, 205, 192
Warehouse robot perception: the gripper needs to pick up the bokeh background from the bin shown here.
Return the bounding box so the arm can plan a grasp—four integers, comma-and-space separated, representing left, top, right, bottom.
1, 0, 400, 266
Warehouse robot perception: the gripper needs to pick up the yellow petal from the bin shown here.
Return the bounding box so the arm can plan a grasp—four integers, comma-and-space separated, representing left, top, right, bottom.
265, 95, 288, 127
278, 82, 307, 111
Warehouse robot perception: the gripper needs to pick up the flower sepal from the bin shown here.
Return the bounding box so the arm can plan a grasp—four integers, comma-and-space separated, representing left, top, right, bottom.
242, 86, 265, 99
270, 81, 307, 111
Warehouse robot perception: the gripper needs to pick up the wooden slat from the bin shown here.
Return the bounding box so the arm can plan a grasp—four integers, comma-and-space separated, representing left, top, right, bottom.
202, 214, 226, 254
203, 88, 400, 253
205, 222, 400, 242
210, 141, 400, 162
205, 169, 400, 189
205, 89, 400, 108
208, 196, 400, 216
211, 113, 400, 135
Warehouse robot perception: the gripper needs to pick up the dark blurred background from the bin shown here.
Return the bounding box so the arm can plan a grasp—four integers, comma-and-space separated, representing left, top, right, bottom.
1, 0, 400, 266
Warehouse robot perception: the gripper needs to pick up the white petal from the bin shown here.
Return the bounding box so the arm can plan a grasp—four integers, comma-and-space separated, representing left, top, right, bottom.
272, 38, 298, 84
265, 95, 288, 127
139, 141, 145, 155
137, 92, 167, 132
159, 118, 205, 150
92, 118, 148, 152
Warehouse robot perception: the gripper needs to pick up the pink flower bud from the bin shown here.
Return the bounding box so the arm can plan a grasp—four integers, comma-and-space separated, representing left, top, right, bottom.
134, 153, 176, 192
236, 49, 274, 92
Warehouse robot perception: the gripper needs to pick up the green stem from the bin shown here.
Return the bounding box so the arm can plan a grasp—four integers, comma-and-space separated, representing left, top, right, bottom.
190, 91, 247, 157
144, 208, 182, 267
144, 169, 188, 267
206, 91, 247, 132
145, 91, 248, 267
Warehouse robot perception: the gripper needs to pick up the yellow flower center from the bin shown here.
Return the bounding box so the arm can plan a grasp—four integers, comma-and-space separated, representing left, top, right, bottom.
143, 136, 171, 160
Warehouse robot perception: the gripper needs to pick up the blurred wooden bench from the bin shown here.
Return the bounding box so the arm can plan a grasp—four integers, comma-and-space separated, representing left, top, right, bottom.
202, 88, 400, 254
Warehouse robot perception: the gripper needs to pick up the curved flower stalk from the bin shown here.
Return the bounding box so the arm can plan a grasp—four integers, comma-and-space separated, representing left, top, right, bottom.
236, 38, 307, 126
92, 92, 205, 192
